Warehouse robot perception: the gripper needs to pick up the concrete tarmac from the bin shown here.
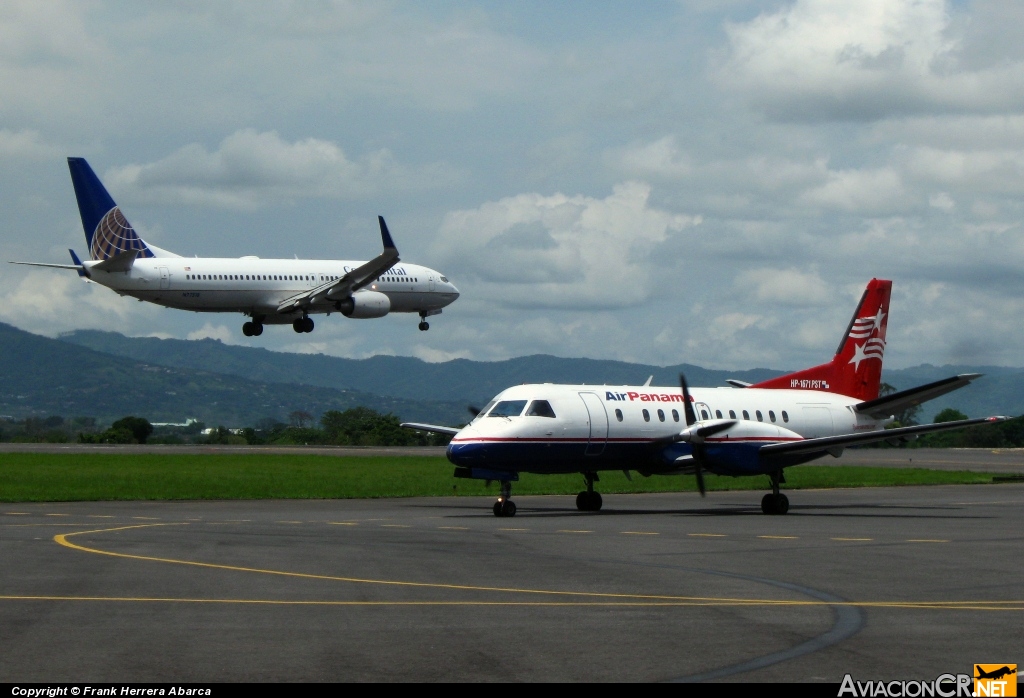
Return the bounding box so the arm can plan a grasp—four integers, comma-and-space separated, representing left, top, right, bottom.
1, 484, 1022, 682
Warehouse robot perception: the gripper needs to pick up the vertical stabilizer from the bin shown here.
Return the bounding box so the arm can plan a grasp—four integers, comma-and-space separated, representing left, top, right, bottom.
749, 279, 892, 401
67, 157, 153, 261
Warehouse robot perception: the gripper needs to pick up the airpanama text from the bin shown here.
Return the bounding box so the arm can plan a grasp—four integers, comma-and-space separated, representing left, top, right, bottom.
606, 392, 686, 403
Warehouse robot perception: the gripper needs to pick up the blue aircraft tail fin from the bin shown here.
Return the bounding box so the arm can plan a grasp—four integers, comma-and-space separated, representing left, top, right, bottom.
67, 157, 153, 261
68, 249, 88, 278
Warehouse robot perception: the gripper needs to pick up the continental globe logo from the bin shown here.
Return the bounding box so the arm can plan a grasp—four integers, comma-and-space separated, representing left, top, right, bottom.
90, 207, 153, 261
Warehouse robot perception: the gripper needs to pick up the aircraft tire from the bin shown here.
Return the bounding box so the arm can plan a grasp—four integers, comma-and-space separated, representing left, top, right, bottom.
493, 501, 503, 517
252, 323, 264, 336
776, 493, 789, 515
242, 322, 254, 337
292, 319, 305, 333
761, 493, 775, 515
576, 492, 588, 511
502, 500, 517, 517
304, 317, 315, 333
418, 321, 429, 331
591, 492, 603, 511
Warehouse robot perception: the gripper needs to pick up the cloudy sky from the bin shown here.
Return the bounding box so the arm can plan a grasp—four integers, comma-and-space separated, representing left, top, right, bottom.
3, 0, 1024, 371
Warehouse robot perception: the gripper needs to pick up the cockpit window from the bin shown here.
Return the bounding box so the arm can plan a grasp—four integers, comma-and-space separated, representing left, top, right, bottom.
470, 400, 496, 424
440, 276, 449, 282
488, 400, 528, 418
525, 400, 556, 418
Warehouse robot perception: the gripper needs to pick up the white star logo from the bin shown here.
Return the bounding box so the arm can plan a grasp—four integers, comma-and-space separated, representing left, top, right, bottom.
849, 342, 868, 371
870, 306, 886, 335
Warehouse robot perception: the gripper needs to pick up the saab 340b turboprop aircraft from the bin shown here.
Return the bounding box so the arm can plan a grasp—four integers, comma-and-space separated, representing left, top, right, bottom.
403, 279, 1004, 517
10, 158, 460, 336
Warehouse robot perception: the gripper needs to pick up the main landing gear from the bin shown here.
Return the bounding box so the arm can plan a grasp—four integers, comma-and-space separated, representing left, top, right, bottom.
761, 470, 790, 515
242, 321, 264, 336
292, 316, 314, 333
576, 472, 603, 512
493, 480, 516, 517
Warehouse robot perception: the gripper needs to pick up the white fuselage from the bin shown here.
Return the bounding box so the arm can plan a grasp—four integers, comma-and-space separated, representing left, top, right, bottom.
447, 383, 887, 476
82, 257, 459, 323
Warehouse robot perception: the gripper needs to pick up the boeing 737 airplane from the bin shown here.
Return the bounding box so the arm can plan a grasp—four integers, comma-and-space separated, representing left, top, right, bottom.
10, 158, 460, 336
403, 279, 1005, 517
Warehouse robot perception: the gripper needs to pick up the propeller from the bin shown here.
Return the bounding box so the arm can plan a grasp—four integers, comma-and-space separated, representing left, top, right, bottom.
676, 373, 735, 497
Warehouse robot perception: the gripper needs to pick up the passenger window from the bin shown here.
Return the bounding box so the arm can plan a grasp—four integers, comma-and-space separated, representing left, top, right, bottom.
672, 409, 679, 422
742, 410, 750, 420
701, 409, 709, 420
657, 409, 665, 422
615, 409, 623, 422
782, 411, 789, 423
716, 410, 723, 419
729, 410, 736, 419
488, 400, 527, 417
769, 410, 776, 423
525, 400, 556, 418
756, 410, 763, 422
642, 409, 650, 422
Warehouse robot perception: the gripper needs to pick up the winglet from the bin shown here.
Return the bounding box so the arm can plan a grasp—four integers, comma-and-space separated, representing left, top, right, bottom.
378, 216, 398, 252
68, 249, 88, 278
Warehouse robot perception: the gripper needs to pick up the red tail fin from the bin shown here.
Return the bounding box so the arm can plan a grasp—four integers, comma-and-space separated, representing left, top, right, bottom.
749, 279, 891, 401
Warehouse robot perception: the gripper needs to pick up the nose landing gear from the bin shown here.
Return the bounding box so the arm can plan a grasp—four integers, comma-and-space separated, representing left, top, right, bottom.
492, 481, 516, 517
576, 472, 603, 511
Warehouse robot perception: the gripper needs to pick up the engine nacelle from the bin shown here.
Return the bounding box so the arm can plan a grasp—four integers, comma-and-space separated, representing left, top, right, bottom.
336, 290, 390, 319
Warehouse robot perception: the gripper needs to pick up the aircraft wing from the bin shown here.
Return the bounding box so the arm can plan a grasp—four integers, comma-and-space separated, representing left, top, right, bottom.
759, 416, 1006, 458
400, 422, 461, 436
277, 216, 399, 314
854, 373, 982, 420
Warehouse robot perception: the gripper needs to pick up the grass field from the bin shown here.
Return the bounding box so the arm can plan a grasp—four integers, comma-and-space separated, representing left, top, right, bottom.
0, 452, 1006, 502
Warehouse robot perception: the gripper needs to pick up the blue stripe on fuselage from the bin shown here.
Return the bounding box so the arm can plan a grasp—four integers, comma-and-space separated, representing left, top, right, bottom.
446, 439, 774, 477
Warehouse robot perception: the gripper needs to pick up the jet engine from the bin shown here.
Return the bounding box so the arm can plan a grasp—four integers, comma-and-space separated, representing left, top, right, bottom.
336, 290, 390, 318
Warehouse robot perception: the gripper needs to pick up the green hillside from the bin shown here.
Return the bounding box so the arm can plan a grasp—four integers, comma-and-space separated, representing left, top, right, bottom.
59, 328, 1024, 420
0, 323, 467, 427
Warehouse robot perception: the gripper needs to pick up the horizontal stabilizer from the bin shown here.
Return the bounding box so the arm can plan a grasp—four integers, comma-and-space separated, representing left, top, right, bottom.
760, 415, 1006, 458
92, 248, 139, 273
8, 261, 84, 271
400, 422, 461, 436
854, 373, 982, 419
726, 379, 751, 388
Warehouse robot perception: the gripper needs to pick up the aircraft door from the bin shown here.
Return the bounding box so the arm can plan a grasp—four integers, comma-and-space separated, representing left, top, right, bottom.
579, 391, 608, 456
309, 272, 318, 289
159, 267, 169, 289
695, 402, 713, 421
429, 275, 436, 291
800, 406, 835, 438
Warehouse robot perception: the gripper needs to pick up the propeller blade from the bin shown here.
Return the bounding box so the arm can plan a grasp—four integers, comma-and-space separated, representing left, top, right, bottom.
680, 373, 697, 426
695, 420, 736, 440
694, 457, 707, 497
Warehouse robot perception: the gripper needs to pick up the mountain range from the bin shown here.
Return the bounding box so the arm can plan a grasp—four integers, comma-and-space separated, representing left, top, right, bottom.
1, 321, 1020, 427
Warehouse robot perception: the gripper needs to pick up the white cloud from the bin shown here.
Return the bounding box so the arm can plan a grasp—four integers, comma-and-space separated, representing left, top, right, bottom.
0, 129, 60, 159
798, 167, 907, 212
734, 268, 830, 305
185, 322, 235, 343
433, 181, 700, 309
928, 192, 954, 211
105, 129, 459, 209
0, 270, 158, 336
716, 0, 1024, 121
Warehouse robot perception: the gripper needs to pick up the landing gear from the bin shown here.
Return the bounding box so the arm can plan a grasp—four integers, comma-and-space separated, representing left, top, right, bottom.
418, 311, 430, 331
576, 472, 603, 511
761, 471, 790, 515
242, 321, 264, 336
493, 481, 516, 517
292, 316, 314, 333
